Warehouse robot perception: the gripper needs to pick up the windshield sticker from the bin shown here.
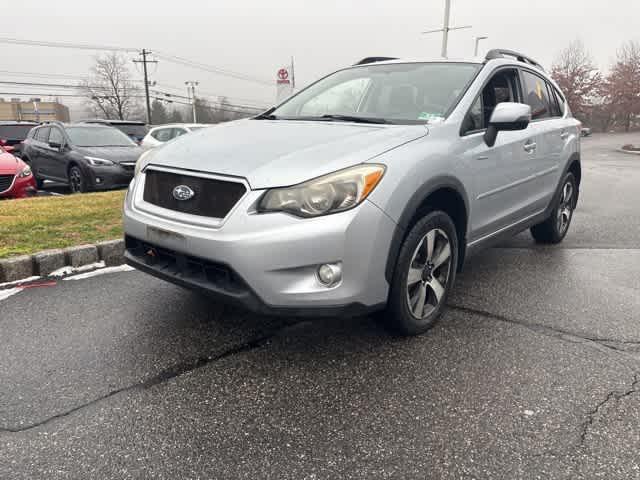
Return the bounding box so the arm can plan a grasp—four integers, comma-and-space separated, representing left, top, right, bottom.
418, 112, 445, 123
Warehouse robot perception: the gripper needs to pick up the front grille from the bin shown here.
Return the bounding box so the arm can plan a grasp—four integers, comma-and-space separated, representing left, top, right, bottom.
0, 174, 15, 193
120, 162, 136, 172
143, 169, 246, 218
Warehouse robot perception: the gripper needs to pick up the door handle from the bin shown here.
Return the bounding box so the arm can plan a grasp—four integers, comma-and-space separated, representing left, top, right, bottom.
560, 131, 569, 140
523, 141, 537, 153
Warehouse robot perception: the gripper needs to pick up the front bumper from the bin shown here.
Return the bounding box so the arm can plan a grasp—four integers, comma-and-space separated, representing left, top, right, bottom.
0, 174, 37, 199
87, 164, 134, 190
123, 172, 396, 316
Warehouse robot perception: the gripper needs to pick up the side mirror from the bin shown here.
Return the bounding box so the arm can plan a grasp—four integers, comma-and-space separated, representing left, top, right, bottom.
484, 102, 531, 147
49, 141, 63, 150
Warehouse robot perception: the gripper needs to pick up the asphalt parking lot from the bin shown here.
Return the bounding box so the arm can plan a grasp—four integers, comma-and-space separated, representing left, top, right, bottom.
2, 133, 640, 479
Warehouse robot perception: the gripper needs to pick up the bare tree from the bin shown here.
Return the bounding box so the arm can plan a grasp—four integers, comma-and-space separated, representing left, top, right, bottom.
604, 40, 640, 132
81, 53, 139, 120
550, 40, 601, 123
150, 99, 169, 125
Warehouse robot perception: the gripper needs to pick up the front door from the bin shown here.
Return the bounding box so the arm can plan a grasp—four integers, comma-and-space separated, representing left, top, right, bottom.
460, 68, 542, 243
45, 127, 68, 181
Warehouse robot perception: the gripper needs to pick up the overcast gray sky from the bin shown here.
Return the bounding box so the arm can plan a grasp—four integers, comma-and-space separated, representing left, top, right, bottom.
1, 0, 638, 117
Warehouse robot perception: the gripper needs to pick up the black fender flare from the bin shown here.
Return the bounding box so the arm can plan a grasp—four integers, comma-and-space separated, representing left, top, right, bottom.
384, 175, 470, 283
544, 152, 581, 218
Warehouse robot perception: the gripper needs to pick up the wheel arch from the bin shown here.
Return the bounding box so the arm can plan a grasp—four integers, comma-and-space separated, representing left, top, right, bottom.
384, 176, 470, 283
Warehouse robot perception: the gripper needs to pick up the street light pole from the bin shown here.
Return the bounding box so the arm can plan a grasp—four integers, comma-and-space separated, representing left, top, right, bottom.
185, 81, 199, 123
441, 0, 451, 59
421, 0, 471, 58
474, 36, 488, 57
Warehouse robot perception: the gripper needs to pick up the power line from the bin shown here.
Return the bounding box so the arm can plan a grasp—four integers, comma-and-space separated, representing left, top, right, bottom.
0, 37, 273, 87
0, 36, 137, 52
154, 51, 272, 86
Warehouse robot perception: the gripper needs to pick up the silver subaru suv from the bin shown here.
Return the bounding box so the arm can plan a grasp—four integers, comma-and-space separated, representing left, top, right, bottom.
124, 49, 581, 335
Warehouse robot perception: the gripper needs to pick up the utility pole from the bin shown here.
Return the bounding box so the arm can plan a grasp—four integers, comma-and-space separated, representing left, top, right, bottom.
421, 0, 472, 58
133, 49, 157, 124
185, 81, 199, 123
474, 36, 488, 57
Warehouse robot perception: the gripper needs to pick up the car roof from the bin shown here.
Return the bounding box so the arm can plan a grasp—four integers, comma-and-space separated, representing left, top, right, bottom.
150, 123, 207, 129
81, 119, 146, 125
0, 121, 38, 125
349, 54, 547, 76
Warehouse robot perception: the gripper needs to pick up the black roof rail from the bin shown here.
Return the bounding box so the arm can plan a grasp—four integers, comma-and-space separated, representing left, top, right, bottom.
485, 49, 544, 71
354, 56, 398, 66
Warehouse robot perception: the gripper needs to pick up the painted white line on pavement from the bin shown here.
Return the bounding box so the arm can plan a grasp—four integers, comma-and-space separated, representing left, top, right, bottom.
0, 287, 23, 302
0, 276, 41, 288
63, 264, 135, 281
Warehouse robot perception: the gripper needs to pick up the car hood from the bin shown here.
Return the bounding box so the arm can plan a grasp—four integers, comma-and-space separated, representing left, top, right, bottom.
75, 146, 143, 164
0, 152, 21, 174
147, 119, 427, 189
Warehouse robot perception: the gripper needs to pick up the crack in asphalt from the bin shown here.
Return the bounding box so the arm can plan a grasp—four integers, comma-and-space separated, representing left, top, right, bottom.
449, 303, 640, 455
578, 374, 640, 447
448, 304, 640, 348
0, 330, 283, 434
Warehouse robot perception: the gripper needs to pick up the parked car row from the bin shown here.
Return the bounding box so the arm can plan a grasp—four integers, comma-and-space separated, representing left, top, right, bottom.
0, 120, 212, 198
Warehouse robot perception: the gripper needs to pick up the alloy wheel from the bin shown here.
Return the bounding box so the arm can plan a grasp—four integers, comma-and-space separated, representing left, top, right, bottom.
405, 228, 452, 319
557, 180, 574, 235
69, 167, 83, 193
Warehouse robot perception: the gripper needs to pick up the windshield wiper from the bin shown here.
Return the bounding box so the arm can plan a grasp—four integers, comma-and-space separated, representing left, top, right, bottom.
318, 114, 389, 124
253, 107, 278, 120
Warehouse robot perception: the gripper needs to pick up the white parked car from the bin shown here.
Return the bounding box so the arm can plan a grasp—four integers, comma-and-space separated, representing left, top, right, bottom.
140, 124, 210, 150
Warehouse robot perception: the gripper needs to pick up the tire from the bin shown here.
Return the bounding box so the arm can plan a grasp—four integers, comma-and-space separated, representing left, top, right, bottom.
383, 210, 458, 336
530, 172, 577, 244
68, 165, 87, 193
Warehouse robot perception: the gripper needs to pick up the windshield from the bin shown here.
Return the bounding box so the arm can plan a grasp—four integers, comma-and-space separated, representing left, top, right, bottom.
66, 126, 136, 147
114, 124, 148, 137
271, 62, 481, 124
0, 125, 35, 140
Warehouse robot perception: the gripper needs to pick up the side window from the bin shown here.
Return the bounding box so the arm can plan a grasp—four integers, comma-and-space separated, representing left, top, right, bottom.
554, 88, 566, 117
521, 70, 551, 120
461, 96, 484, 133
462, 69, 519, 135
173, 128, 187, 138
36, 127, 50, 142
546, 83, 562, 117
153, 128, 173, 142
48, 128, 64, 145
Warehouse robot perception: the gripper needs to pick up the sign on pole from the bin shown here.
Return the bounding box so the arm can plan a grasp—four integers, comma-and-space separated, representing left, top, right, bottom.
276, 66, 294, 103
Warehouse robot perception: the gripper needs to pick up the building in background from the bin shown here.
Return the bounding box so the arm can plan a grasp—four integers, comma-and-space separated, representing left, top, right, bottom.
0, 98, 70, 122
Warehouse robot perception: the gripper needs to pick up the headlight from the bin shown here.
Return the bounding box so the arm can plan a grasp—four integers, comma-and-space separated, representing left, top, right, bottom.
258, 164, 385, 218
18, 165, 32, 178
85, 156, 114, 166
134, 150, 153, 177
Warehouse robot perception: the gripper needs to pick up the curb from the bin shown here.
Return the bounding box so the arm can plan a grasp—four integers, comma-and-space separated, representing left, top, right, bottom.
0, 239, 125, 283
617, 148, 640, 155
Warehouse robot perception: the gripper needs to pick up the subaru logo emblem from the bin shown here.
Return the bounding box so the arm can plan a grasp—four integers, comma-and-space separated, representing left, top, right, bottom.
172, 185, 195, 201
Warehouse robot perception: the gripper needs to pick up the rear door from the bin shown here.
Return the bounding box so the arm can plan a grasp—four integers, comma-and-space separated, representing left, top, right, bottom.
519, 69, 562, 209
460, 67, 542, 242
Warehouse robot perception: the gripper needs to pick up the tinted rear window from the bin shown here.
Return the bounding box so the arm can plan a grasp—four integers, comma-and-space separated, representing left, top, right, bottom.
0, 125, 35, 140
114, 124, 148, 137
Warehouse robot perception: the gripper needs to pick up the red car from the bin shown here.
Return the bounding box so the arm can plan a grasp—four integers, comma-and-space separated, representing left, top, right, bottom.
0, 146, 37, 198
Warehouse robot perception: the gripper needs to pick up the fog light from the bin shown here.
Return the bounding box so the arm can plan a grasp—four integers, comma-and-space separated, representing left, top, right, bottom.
95, 177, 102, 184
317, 263, 342, 287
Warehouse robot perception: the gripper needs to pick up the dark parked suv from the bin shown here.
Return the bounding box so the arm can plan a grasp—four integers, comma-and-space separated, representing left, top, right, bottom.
81, 119, 149, 144
0, 121, 38, 157
22, 122, 143, 193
